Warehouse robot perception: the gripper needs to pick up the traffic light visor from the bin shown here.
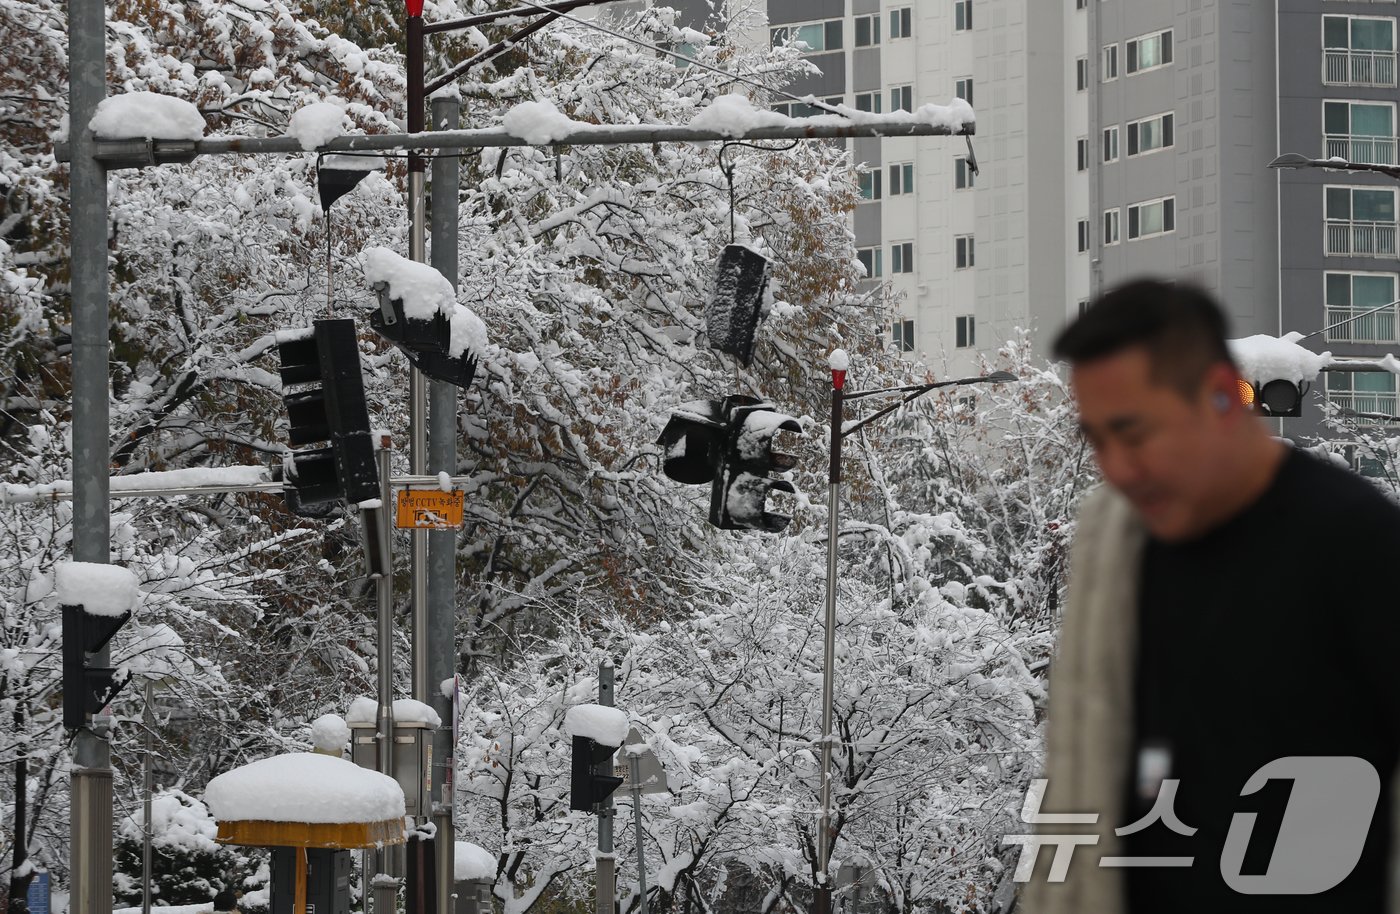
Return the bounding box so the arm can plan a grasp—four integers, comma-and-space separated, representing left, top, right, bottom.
1259, 379, 1302, 415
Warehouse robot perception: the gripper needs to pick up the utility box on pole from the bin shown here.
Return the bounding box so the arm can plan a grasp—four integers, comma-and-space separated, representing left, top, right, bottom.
453, 879, 493, 914
349, 718, 434, 817
270, 848, 351, 914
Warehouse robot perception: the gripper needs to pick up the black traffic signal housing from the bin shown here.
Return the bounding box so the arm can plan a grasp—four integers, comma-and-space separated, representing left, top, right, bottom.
705, 245, 771, 367
659, 400, 725, 485
658, 396, 801, 532
569, 735, 624, 811
277, 318, 379, 511
711, 398, 801, 532
62, 604, 131, 730
1239, 378, 1306, 417
369, 283, 479, 390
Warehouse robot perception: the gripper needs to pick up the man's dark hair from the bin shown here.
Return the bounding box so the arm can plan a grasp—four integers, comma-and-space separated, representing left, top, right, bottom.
1053, 278, 1236, 395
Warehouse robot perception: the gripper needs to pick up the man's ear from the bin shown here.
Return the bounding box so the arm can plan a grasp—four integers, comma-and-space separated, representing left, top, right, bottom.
1202, 363, 1241, 416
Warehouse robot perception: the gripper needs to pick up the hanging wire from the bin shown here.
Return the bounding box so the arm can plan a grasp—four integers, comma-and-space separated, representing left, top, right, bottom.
717, 140, 799, 244
513, 0, 848, 116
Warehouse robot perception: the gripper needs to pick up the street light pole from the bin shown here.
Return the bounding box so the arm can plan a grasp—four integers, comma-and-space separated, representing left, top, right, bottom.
814, 353, 847, 914
812, 355, 1015, 914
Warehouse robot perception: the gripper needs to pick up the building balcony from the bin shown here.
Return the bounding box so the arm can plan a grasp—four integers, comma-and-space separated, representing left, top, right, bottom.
1325, 134, 1398, 164
1323, 49, 1398, 87
1325, 305, 1400, 342
1326, 392, 1399, 421
1325, 220, 1399, 256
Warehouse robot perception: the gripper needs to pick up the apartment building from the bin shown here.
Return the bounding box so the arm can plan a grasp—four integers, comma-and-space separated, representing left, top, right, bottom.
1277, 0, 1400, 436
668, 1, 1397, 438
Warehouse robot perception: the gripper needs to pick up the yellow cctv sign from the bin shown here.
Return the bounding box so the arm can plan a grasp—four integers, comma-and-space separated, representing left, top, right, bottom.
395, 489, 464, 529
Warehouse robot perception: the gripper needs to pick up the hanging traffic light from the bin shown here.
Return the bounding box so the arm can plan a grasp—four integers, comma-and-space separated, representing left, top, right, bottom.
705, 245, 771, 366
62, 603, 132, 730
569, 735, 624, 812
712, 398, 802, 532
658, 400, 725, 485
658, 395, 802, 531
277, 318, 379, 511
1239, 378, 1306, 417
363, 247, 485, 390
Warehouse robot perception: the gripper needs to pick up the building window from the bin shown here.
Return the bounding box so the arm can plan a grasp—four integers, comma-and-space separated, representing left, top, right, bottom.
1323, 16, 1397, 87
1103, 125, 1120, 162
1076, 0, 1088, 9
857, 246, 883, 279
1076, 137, 1089, 172
1076, 56, 1089, 91
1325, 185, 1398, 255
773, 97, 842, 118
1324, 100, 1396, 164
954, 0, 972, 32
1078, 298, 1090, 316
1102, 44, 1119, 81
1127, 196, 1176, 240
854, 13, 881, 47
955, 156, 975, 189
892, 241, 914, 273
954, 78, 973, 107
891, 84, 915, 113
892, 318, 915, 352
1326, 370, 1397, 419
1325, 271, 1398, 342
859, 169, 883, 201
956, 314, 976, 348
955, 234, 975, 268
1077, 218, 1090, 253
1126, 29, 1174, 74
854, 92, 883, 114
1127, 111, 1175, 156
1103, 208, 1121, 245
890, 162, 915, 195
890, 7, 913, 40
771, 20, 843, 53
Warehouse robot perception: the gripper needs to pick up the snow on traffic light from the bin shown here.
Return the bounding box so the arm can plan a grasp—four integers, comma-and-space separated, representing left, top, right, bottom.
565, 703, 628, 812
363, 246, 486, 389
658, 395, 802, 532
1229, 332, 1330, 419
57, 562, 139, 730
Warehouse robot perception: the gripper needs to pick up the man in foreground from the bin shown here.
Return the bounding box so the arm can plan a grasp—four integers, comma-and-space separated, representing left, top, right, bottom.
1020, 279, 1400, 913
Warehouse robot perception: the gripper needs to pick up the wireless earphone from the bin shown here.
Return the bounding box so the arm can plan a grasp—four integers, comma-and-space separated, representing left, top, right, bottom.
1214, 392, 1231, 413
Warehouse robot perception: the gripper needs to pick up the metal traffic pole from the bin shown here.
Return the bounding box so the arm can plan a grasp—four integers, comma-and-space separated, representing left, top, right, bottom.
428, 94, 462, 914
629, 753, 648, 914
814, 356, 846, 914
403, 7, 439, 910
597, 663, 616, 914
811, 360, 1016, 914
68, 0, 115, 910
141, 680, 154, 914
373, 439, 400, 914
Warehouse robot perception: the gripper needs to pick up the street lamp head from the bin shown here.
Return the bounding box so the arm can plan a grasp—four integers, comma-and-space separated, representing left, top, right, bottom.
1268, 152, 1313, 170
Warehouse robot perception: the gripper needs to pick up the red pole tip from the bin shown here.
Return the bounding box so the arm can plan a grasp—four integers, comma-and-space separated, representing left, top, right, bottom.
405, 0, 423, 16
832, 369, 847, 391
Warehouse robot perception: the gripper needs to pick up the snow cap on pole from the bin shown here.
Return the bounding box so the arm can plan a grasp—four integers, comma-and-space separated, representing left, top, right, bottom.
828, 349, 849, 390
